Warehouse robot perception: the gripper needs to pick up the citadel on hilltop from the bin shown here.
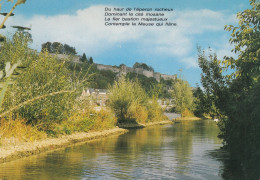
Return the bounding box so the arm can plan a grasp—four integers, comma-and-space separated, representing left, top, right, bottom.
55, 53, 176, 82
96, 63, 176, 82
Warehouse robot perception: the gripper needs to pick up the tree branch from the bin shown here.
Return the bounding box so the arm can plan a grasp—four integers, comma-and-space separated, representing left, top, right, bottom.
0, 90, 75, 117
0, 1, 18, 29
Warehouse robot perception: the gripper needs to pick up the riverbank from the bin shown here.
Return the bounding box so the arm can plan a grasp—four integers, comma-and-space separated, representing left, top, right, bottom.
173, 116, 211, 121
117, 120, 173, 129
174, 117, 205, 121
0, 120, 172, 164
0, 127, 128, 164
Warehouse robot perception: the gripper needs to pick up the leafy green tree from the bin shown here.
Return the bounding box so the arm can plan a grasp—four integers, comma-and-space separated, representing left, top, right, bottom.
197, 48, 227, 118
41, 41, 52, 52
52, 42, 63, 54
192, 85, 210, 117
0, 33, 88, 131
80, 53, 87, 63
219, 0, 260, 172
3, 52, 83, 128
126, 72, 158, 94
108, 76, 148, 123
41, 42, 77, 55
63, 43, 77, 55
89, 56, 93, 64
133, 62, 154, 71
171, 78, 193, 116
158, 79, 173, 98
224, 0, 260, 85
198, 1, 260, 177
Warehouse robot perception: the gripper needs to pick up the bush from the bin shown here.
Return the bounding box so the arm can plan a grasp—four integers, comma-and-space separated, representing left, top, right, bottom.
0, 34, 86, 131
108, 76, 166, 124
108, 76, 148, 123
127, 102, 148, 123
147, 99, 167, 122
3, 52, 80, 129
181, 108, 195, 117
0, 32, 34, 68
52, 108, 116, 135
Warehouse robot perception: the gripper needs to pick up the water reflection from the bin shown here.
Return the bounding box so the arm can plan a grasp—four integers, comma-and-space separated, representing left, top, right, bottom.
0, 120, 225, 179
209, 147, 260, 180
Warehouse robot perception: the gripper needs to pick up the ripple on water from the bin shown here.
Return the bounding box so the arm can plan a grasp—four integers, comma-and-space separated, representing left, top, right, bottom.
0, 120, 224, 179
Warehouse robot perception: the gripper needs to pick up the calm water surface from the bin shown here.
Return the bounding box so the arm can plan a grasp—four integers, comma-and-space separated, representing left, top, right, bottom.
0, 120, 224, 179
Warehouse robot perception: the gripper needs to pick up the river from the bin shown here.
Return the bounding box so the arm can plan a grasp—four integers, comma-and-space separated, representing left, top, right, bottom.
0, 120, 225, 179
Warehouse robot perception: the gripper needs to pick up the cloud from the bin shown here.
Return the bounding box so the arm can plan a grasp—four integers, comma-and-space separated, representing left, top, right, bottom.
174, 9, 236, 34
5, 5, 144, 54
3, 5, 237, 69
181, 57, 198, 68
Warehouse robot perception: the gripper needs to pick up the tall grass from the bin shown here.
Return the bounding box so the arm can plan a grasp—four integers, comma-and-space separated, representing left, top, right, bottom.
0, 119, 46, 145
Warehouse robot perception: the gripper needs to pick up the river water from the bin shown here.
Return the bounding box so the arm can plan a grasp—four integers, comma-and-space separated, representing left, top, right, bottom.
0, 120, 225, 179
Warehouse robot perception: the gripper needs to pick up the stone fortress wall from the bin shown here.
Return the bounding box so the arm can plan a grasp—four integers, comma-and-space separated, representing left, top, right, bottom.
96, 63, 176, 82
55, 54, 176, 82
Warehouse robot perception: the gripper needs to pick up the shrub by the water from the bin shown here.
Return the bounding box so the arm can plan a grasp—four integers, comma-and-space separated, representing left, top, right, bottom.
108, 76, 166, 124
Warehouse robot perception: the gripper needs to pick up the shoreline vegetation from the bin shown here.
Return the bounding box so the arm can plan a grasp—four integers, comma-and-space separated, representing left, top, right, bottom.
0, 120, 173, 164
0, 1, 208, 166
0, 34, 176, 164
174, 116, 210, 121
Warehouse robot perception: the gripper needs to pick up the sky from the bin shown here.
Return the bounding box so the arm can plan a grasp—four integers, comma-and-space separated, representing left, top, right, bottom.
0, 0, 252, 87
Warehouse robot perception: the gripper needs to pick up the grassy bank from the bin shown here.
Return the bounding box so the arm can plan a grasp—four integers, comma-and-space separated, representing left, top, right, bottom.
0, 34, 169, 164
117, 120, 173, 129
0, 127, 128, 164
0, 118, 172, 164
174, 116, 209, 121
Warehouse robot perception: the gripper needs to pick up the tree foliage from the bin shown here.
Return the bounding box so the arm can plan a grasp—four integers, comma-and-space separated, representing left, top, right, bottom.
192, 85, 210, 117
198, 1, 260, 177
80, 53, 87, 63
126, 72, 158, 94
89, 56, 93, 64
108, 76, 148, 123
41, 42, 77, 55
220, 1, 260, 171
108, 76, 166, 124
0, 34, 86, 131
197, 48, 228, 118
8, 53, 79, 127
133, 62, 154, 71
171, 78, 193, 115
90, 69, 117, 89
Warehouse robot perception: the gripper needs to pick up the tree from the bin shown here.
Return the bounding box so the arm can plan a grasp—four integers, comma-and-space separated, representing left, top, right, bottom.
41, 41, 52, 52
80, 53, 87, 63
171, 78, 193, 116
126, 72, 158, 94
63, 43, 77, 55
108, 76, 148, 123
219, 0, 260, 169
133, 62, 154, 71
224, 0, 260, 86
197, 48, 227, 118
198, 1, 260, 177
52, 42, 63, 54
89, 56, 93, 64
41, 42, 77, 55
193, 85, 209, 117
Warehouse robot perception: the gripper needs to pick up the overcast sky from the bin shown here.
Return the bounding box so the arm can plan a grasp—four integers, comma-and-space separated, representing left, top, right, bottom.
0, 0, 251, 86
